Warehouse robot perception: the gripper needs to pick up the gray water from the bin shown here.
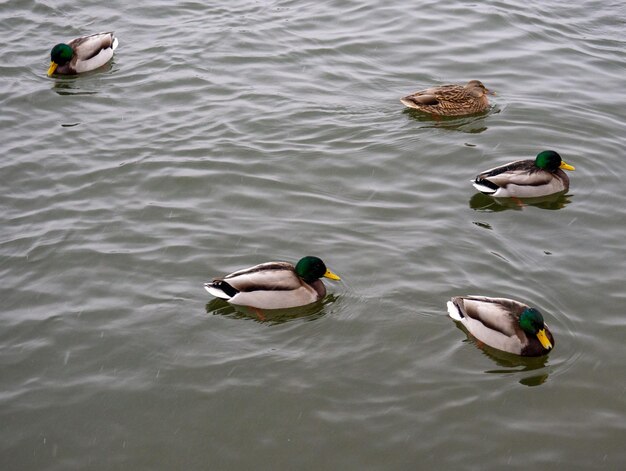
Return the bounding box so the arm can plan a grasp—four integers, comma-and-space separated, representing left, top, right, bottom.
2, 0, 625, 469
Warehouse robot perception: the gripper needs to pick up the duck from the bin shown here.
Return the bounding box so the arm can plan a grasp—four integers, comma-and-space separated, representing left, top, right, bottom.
47, 32, 119, 76
447, 295, 555, 356
400, 80, 494, 116
472, 150, 575, 198
204, 256, 340, 310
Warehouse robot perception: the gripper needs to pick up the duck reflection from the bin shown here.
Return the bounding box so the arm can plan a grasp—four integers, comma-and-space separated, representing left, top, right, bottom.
52, 77, 100, 96
205, 295, 337, 325
469, 191, 572, 212
50, 63, 114, 96
458, 330, 551, 387
403, 106, 498, 134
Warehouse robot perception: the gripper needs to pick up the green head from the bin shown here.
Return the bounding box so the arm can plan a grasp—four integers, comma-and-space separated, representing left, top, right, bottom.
535, 150, 575, 172
295, 256, 340, 283
51, 43, 73, 65
47, 43, 73, 76
519, 307, 553, 350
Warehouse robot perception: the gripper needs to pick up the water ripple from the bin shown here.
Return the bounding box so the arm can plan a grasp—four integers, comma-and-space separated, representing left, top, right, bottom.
1, 0, 625, 469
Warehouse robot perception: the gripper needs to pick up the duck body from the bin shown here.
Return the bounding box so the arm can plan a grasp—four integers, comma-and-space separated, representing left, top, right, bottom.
472, 150, 575, 198
48, 32, 119, 76
204, 257, 340, 310
400, 80, 493, 116
447, 295, 554, 356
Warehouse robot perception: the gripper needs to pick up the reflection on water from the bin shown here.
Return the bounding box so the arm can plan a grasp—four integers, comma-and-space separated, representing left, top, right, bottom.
52, 79, 100, 96
472, 221, 493, 230
4, 0, 624, 466
517, 373, 550, 387
456, 327, 551, 387
402, 106, 499, 133
469, 192, 572, 212
50, 62, 115, 96
205, 295, 337, 325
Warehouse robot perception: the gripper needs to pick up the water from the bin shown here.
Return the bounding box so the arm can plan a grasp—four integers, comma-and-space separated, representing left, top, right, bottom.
2, 0, 625, 469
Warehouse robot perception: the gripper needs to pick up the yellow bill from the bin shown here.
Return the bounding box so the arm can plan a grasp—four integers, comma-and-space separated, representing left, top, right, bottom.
560, 160, 575, 171
324, 269, 341, 281
536, 328, 553, 350
47, 61, 58, 76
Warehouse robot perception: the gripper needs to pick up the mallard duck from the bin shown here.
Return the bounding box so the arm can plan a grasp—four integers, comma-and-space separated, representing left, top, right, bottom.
447, 295, 555, 356
204, 256, 340, 310
47, 32, 119, 76
472, 150, 575, 198
400, 80, 494, 116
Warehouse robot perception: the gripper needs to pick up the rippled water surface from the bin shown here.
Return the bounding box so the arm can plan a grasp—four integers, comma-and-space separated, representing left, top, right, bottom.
2, 0, 626, 469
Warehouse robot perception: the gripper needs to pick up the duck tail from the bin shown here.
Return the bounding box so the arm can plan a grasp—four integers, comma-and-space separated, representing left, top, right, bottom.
400, 97, 419, 108
446, 300, 464, 321
472, 178, 498, 195
204, 280, 238, 300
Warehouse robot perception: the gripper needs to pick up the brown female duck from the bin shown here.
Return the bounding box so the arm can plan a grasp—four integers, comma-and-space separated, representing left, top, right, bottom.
400, 80, 494, 116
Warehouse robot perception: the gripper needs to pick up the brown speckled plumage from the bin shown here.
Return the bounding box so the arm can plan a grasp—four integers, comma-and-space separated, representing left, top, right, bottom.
400, 80, 493, 116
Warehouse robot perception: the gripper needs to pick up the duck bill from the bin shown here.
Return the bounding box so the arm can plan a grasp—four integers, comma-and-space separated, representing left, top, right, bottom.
536, 329, 553, 350
560, 161, 575, 171
323, 269, 341, 281
47, 61, 58, 76
487, 89, 496, 96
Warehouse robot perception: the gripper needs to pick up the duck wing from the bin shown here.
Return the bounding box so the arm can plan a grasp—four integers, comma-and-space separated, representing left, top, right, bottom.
220, 262, 302, 292
400, 84, 461, 108
68, 32, 118, 73
401, 93, 439, 106
450, 295, 526, 336
474, 160, 553, 188
69, 32, 116, 60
